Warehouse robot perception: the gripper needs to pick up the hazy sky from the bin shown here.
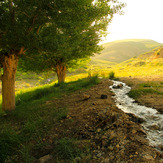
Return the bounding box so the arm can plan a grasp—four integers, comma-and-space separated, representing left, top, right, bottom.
103, 0, 163, 43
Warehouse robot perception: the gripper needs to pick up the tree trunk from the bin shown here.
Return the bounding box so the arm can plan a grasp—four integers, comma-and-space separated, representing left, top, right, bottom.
55, 63, 66, 83
1, 54, 18, 111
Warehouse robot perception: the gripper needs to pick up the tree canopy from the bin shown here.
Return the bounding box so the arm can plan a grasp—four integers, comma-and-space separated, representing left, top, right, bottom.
0, 0, 125, 111
19, 0, 125, 82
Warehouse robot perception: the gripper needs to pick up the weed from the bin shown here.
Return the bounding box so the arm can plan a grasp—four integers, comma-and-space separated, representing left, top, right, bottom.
139, 83, 152, 88
18, 144, 34, 163
53, 108, 68, 121
0, 127, 20, 163
128, 89, 163, 99
108, 71, 115, 79
53, 138, 82, 160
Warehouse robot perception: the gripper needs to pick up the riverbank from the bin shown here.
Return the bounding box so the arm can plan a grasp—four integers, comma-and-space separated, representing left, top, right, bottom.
120, 75, 163, 114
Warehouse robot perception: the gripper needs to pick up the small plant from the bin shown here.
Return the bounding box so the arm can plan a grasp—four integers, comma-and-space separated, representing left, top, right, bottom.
53, 138, 82, 160
108, 71, 115, 79
0, 128, 20, 163
53, 108, 68, 121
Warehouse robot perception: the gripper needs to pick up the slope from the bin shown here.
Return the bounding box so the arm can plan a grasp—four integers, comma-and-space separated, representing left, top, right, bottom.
92, 39, 161, 63
112, 46, 163, 77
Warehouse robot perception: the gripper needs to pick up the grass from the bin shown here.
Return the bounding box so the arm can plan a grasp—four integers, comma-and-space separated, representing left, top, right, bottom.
128, 89, 162, 99
128, 81, 163, 99
53, 138, 82, 160
0, 75, 99, 162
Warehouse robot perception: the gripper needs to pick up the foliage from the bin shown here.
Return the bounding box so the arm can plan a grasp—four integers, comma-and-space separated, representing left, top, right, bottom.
18, 0, 125, 77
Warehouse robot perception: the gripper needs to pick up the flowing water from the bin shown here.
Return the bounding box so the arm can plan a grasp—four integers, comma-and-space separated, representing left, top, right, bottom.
110, 80, 163, 151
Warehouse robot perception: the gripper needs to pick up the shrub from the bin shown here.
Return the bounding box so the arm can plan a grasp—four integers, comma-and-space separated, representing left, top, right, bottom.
108, 71, 115, 79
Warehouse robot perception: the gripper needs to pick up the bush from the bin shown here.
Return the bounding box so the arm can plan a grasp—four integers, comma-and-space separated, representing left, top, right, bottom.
108, 71, 115, 79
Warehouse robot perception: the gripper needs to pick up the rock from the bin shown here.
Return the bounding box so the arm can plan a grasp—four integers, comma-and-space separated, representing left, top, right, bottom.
83, 94, 91, 100
74, 157, 81, 162
113, 84, 123, 89
109, 131, 116, 140
158, 145, 163, 151
108, 146, 114, 151
160, 152, 163, 159
104, 158, 110, 163
116, 144, 120, 149
101, 94, 108, 99
148, 124, 159, 130
97, 152, 102, 158
97, 128, 102, 133
38, 154, 53, 163
127, 113, 145, 123
143, 155, 154, 161
101, 135, 107, 139
132, 130, 137, 134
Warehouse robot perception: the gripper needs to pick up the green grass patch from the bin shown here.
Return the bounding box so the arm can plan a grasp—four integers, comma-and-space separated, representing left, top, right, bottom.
138, 82, 162, 88
0, 76, 99, 162
14, 75, 99, 107
128, 88, 163, 99
53, 138, 82, 160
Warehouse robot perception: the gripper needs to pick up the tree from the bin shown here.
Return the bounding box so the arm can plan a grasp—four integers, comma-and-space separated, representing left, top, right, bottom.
0, 0, 60, 111
0, 0, 124, 111
19, 0, 125, 83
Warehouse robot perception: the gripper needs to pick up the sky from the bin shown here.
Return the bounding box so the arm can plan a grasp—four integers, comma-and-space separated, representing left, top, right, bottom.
103, 0, 163, 43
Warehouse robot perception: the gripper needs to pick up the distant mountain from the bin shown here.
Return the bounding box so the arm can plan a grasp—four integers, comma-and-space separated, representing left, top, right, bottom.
92, 39, 162, 63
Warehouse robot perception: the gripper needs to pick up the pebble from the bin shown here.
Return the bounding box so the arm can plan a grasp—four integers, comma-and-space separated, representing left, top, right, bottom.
108, 146, 114, 151
116, 144, 120, 149
38, 154, 53, 163
104, 158, 110, 163
97, 128, 102, 133
97, 152, 102, 158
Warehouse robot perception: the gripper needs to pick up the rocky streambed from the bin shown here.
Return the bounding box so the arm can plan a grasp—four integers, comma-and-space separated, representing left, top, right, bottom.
110, 80, 163, 152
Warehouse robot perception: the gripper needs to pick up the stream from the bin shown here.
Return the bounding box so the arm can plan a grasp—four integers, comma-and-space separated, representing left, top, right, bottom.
110, 80, 163, 151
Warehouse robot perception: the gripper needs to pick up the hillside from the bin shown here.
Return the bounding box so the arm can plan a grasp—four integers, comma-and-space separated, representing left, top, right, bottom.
92, 39, 161, 63
120, 46, 163, 66
110, 46, 163, 77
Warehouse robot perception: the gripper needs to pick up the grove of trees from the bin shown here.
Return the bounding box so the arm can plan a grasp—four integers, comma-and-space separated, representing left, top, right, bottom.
0, 0, 124, 111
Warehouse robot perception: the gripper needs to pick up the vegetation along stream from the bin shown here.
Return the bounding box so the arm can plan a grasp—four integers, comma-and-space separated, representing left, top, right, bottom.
110, 81, 163, 151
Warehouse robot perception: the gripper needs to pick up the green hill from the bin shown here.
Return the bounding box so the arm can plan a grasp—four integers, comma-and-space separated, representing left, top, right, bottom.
111, 46, 163, 77
120, 46, 163, 66
92, 39, 162, 63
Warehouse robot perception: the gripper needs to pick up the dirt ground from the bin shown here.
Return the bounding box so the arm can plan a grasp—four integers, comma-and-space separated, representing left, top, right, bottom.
39, 79, 163, 162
